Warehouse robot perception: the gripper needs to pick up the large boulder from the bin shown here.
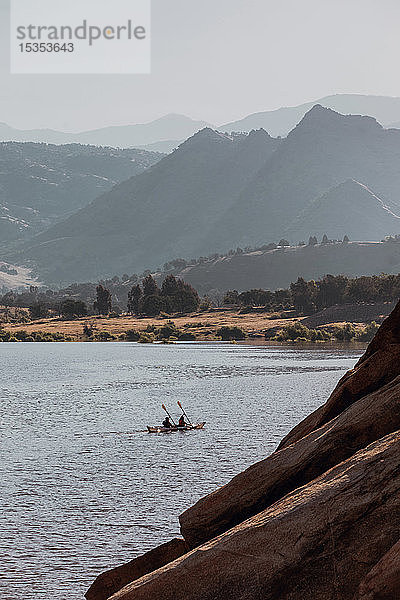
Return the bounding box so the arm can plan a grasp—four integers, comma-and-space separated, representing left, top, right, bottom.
108, 432, 400, 600
85, 538, 188, 600
278, 300, 400, 449
354, 539, 400, 600
180, 376, 400, 548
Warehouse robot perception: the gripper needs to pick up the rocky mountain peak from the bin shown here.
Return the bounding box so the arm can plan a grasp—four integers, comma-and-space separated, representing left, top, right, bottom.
289, 104, 383, 139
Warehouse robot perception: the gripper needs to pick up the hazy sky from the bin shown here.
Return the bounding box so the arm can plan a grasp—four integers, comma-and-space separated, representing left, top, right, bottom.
1, 0, 400, 131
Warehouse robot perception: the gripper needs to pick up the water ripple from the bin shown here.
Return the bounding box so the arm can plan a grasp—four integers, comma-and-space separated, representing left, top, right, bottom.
0, 342, 361, 600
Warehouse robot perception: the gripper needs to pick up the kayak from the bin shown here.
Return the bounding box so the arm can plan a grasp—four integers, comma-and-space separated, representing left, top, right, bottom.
147, 422, 206, 433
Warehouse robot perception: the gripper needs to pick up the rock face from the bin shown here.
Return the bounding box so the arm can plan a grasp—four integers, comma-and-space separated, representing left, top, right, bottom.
179, 375, 400, 548
355, 539, 400, 600
109, 433, 400, 600
278, 300, 400, 449
86, 301, 400, 600
85, 538, 188, 600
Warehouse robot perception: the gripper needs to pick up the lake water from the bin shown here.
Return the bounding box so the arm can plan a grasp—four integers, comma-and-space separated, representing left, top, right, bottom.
0, 342, 362, 600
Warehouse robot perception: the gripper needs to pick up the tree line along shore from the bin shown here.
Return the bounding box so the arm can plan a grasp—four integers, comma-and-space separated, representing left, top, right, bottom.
0, 272, 398, 343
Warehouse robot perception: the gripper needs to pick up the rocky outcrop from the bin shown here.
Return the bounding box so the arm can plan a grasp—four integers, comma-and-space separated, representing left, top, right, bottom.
278, 300, 400, 449
354, 539, 400, 600
179, 375, 400, 548
109, 433, 400, 600
85, 538, 188, 600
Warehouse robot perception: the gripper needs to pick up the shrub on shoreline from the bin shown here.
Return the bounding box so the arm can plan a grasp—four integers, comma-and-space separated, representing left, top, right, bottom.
272, 321, 379, 343
217, 326, 246, 341
0, 329, 72, 342
123, 329, 141, 341
138, 332, 155, 343
355, 321, 380, 341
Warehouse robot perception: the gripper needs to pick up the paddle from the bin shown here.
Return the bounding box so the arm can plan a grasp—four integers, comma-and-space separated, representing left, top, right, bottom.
162, 403, 177, 427
177, 401, 193, 427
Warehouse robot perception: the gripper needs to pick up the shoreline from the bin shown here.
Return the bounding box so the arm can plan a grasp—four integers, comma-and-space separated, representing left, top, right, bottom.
0, 338, 368, 350
0, 308, 381, 345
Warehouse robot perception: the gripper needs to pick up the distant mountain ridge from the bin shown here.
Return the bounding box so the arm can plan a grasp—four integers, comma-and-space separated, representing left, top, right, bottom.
3, 94, 400, 152
8, 128, 280, 284
6, 104, 400, 285
0, 142, 162, 244
0, 114, 211, 152
220, 94, 400, 136
207, 105, 400, 251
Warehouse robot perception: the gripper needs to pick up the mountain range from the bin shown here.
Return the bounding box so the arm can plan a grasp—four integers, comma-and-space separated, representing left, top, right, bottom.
6, 104, 400, 286
0, 115, 210, 153
3, 95, 400, 152
8, 129, 280, 284
0, 142, 162, 245
221, 94, 400, 136
207, 105, 400, 251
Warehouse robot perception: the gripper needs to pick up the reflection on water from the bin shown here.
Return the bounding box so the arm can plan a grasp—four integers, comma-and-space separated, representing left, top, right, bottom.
0, 342, 361, 600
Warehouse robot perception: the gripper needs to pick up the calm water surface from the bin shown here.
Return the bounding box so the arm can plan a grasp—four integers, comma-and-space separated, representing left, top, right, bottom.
0, 342, 362, 600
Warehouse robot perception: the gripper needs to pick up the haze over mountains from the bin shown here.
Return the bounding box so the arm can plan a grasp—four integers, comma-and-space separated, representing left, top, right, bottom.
7, 104, 400, 286
0, 115, 210, 154
9, 128, 280, 283
284, 180, 400, 243
0, 143, 162, 244
3, 94, 400, 152
221, 94, 400, 136
208, 105, 400, 251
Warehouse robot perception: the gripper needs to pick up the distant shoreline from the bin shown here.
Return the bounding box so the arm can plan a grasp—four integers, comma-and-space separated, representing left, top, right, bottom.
0, 308, 378, 345
0, 337, 368, 350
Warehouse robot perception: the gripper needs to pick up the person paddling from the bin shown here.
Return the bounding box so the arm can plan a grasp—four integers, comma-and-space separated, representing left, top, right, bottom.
178, 415, 186, 427
162, 416, 172, 428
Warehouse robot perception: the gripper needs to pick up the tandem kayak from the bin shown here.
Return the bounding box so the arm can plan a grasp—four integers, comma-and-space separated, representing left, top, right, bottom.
147, 422, 206, 433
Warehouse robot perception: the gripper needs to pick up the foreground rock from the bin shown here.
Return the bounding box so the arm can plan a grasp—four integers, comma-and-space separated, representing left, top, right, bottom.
85, 539, 188, 600
354, 539, 400, 600
110, 433, 400, 600
180, 376, 400, 547
278, 300, 400, 449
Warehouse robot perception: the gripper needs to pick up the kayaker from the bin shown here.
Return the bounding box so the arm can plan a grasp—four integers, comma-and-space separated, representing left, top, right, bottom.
178, 415, 186, 427
162, 416, 172, 428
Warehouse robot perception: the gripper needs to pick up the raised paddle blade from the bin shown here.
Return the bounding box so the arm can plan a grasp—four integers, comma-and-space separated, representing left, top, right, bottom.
177, 401, 193, 426
162, 404, 167, 411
